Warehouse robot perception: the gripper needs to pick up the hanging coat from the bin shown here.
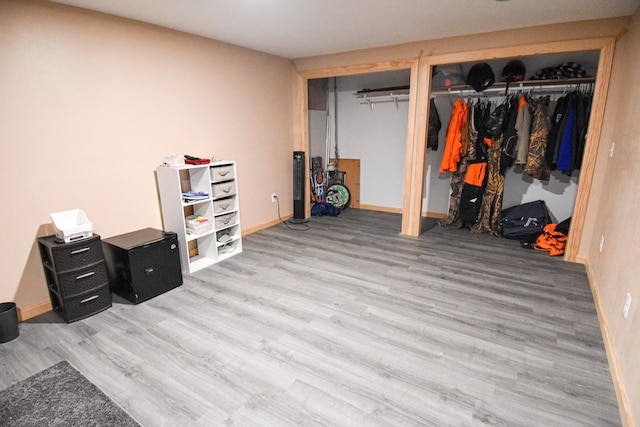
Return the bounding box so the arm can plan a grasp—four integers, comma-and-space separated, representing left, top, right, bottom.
556, 99, 576, 172
472, 134, 505, 236
439, 101, 476, 228
427, 98, 441, 151
458, 136, 491, 225
439, 99, 468, 173
515, 96, 531, 165
546, 94, 570, 170
499, 96, 520, 175
525, 96, 551, 180
574, 90, 593, 169
473, 100, 492, 162
459, 101, 471, 158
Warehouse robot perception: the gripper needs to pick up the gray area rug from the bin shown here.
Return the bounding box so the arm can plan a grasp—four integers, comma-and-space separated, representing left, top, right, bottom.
0, 361, 140, 426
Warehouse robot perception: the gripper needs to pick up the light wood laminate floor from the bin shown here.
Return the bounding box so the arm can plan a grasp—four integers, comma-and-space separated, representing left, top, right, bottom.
0, 209, 620, 426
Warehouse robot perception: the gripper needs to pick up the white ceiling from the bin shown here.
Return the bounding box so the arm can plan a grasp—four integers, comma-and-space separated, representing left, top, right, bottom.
49, 0, 639, 59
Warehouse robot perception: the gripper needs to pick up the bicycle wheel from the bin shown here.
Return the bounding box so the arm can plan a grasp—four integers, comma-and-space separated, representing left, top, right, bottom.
326, 184, 350, 210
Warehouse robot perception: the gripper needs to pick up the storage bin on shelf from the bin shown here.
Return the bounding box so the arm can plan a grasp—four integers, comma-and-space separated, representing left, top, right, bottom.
213, 197, 236, 214
211, 181, 236, 199
215, 212, 236, 229
210, 165, 235, 182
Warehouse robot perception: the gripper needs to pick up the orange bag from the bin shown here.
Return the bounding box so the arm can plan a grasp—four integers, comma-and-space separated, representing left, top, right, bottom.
534, 223, 568, 256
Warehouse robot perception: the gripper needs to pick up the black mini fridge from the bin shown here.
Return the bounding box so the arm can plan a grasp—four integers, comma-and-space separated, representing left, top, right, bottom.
102, 228, 182, 304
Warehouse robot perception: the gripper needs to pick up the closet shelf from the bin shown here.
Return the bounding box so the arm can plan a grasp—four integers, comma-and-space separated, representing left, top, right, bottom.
354, 88, 410, 110
354, 88, 410, 98
431, 77, 595, 97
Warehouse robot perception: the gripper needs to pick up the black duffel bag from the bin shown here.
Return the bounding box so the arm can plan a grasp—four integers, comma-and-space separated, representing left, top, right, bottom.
499, 200, 551, 241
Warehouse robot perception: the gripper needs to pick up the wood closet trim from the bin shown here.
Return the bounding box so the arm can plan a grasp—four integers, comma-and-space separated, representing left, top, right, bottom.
297, 57, 420, 221
298, 58, 416, 80
407, 37, 616, 262
297, 73, 311, 218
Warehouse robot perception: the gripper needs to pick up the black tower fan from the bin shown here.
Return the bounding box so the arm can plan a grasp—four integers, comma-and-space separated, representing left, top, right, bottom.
291, 151, 309, 223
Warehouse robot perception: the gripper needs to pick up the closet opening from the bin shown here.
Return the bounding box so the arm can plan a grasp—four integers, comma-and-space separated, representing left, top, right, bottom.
308, 70, 412, 215
298, 57, 419, 224
428, 52, 598, 233
405, 37, 616, 261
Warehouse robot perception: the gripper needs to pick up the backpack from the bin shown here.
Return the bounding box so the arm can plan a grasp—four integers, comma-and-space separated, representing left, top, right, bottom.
311, 202, 340, 217
499, 200, 551, 241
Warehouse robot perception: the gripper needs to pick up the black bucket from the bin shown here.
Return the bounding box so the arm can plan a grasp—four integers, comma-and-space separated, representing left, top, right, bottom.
0, 302, 19, 343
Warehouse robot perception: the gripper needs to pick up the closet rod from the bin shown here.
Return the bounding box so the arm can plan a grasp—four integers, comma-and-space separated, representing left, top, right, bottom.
359, 98, 409, 111
430, 77, 595, 98
360, 95, 409, 111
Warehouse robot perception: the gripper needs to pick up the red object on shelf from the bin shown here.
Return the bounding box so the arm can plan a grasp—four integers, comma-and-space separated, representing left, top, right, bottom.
185, 158, 210, 165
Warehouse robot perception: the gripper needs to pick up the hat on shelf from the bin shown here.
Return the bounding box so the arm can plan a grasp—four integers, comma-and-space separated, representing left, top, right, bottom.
530, 62, 588, 80
558, 62, 587, 78
432, 64, 465, 87
501, 60, 526, 94
466, 63, 495, 92
501, 60, 526, 83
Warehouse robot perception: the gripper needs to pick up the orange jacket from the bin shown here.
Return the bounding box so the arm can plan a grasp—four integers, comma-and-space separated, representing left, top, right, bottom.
439, 99, 468, 173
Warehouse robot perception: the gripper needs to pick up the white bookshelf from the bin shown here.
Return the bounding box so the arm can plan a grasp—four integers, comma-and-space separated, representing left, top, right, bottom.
156, 161, 242, 274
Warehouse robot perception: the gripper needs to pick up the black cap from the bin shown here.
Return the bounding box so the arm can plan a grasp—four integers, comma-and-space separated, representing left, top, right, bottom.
466, 63, 495, 92
501, 60, 526, 83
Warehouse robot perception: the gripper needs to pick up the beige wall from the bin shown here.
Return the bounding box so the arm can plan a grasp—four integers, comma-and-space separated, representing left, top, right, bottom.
0, 0, 296, 309
583, 8, 640, 425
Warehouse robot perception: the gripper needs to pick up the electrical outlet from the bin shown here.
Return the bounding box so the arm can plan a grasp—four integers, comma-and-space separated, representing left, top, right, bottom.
599, 235, 605, 253
271, 193, 277, 203
623, 293, 632, 319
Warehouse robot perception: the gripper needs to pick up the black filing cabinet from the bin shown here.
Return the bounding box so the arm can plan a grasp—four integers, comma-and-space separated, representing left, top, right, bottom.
37, 234, 112, 322
102, 228, 182, 304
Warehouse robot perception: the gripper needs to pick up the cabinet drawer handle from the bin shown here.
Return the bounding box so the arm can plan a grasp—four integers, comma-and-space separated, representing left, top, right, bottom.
76, 271, 95, 280
70, 247, 91, 255
218, 170, 230, 176
221, 187, 231, 193
80, 295, 99, 304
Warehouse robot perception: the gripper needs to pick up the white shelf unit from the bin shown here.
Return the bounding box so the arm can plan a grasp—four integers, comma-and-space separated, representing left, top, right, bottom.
156, 161, 242, 274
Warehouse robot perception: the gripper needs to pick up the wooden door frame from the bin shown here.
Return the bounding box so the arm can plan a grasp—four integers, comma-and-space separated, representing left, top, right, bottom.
406, 37, 616, 261
297, 58, 419, 219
